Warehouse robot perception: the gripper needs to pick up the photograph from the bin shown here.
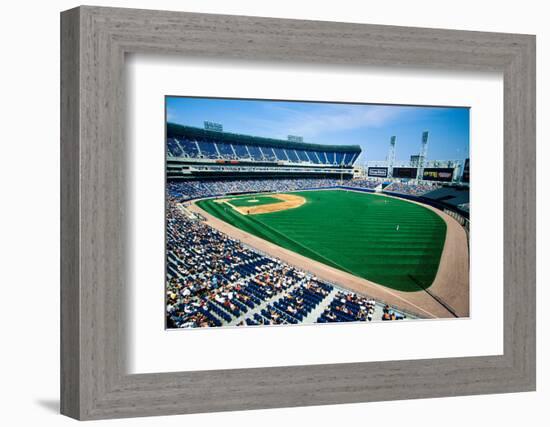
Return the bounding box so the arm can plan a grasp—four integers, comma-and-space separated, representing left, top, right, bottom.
165, 97, 470, 328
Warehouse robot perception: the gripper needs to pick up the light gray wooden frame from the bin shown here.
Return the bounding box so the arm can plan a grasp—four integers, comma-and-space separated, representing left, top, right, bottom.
60, 5, 536, 420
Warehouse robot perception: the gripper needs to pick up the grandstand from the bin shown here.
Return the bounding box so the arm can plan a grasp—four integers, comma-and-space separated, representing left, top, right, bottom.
423, 186, 470, 209
166, 123, 361, 180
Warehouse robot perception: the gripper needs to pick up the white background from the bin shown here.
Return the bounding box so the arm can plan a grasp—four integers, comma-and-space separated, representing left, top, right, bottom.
128, 57, 503, 373
0, 0, 547, 426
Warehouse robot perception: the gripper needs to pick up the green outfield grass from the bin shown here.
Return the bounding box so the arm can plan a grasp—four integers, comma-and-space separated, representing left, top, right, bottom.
227, 195, 282, 207
197, 190, 446, 292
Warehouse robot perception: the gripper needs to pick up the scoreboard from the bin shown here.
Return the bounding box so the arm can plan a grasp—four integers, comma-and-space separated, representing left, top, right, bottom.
392, 167, 418, 179
367, 167, 388, 178
422, 168, 454, 182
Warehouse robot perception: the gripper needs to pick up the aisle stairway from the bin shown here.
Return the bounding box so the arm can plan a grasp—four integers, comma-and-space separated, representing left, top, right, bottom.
227, 281, 304, 326
302, 287, 339, 324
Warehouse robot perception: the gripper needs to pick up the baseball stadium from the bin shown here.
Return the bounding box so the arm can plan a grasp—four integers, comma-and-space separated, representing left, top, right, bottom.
165, 101, 470, 329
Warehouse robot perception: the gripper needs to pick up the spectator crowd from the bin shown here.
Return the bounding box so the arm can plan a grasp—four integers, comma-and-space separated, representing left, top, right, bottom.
167, 178, 341, 201
167, 177, 439, 202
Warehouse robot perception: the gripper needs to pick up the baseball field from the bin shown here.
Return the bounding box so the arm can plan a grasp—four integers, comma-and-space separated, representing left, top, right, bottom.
196, 189, 447, 292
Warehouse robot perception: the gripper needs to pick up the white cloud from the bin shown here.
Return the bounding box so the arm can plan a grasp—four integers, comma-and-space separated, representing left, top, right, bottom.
240, 104, 406, 141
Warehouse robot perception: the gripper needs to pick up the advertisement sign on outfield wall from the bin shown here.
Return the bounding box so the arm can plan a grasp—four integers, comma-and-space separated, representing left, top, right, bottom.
368, 167, 388, 178
422, 168, 454, 182
392, 167, 418, 179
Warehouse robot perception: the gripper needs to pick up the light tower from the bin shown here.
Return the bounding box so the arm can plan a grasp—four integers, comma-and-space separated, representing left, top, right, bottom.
418, 131, 429, 181
387, 136, 396, 177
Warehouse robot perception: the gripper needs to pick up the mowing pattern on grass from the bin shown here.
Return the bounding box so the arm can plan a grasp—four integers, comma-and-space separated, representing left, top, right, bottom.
226, 195, 282, 207
197, 190, 446, 292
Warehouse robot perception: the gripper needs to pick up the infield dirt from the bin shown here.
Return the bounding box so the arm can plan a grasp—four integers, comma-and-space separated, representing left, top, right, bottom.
215, 193, 306, 215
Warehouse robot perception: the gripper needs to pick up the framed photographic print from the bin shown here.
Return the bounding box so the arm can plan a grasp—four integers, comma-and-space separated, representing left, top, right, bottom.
61, 6, 536, 420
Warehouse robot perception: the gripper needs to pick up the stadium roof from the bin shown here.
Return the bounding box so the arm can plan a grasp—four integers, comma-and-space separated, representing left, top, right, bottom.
167, 123, 362, 153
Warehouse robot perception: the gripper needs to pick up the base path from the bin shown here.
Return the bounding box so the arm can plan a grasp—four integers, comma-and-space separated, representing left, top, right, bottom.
188, 190, 469, 319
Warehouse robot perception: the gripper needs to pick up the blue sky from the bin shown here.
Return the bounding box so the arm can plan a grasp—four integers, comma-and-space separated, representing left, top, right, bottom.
166, 97, 470, 162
